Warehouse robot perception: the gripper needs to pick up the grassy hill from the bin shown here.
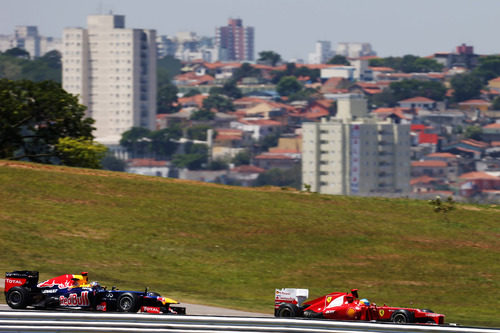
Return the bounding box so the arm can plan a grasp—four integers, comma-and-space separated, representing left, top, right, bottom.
0, 161, 498, 327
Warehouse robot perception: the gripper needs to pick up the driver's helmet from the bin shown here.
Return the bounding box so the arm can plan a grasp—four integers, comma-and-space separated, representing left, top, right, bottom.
90, 281, 100, 288
360, 298, 370, 306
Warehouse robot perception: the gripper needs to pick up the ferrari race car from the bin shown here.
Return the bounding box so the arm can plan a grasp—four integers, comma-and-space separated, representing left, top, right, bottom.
4, 271, 186, 314
275, 288, 444, 325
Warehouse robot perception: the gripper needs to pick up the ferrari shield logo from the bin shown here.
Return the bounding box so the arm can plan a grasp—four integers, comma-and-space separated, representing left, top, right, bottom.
379, 309, 385, 317
326, 296, 332, 303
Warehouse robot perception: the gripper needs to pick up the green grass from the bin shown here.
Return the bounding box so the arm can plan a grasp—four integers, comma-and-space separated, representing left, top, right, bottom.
0, 161, 498, 327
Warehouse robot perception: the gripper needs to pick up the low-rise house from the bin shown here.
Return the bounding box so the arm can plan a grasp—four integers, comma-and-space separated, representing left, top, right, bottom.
458, 99, 491, 112
458, 171, 500, 198
372, 107, 410, 124
254, 149, 301, 170
482, 123, 500, 142
442, 139, 489, 159
227, 165, 266, 186
410, 175, 444, 193
230, 118, 283, 141
398, 97, 437, 111
411, 160, 449, 178
126, 159, 171, 177
422, 152, 460, 180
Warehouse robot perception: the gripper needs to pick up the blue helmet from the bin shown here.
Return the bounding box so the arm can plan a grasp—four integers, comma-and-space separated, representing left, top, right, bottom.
360, 298, 370, 306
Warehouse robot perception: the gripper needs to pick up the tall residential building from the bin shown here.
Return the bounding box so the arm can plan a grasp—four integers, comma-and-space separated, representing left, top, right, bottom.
302, 95, 410, 195
336, 42, 376, 58
215, 18, 254, 62
0, 26, 61, 58
308, 41, 334, 64
62, 15, 157, 146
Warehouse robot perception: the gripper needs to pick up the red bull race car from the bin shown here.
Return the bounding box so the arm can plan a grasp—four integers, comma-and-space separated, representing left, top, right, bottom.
275, 288, 444, 325
4, 271, 185, 314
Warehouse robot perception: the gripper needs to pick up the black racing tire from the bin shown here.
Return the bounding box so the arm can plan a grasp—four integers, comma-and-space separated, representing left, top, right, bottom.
6, 287, 29, 309
117, 293, 140, 312
391, 310, 413, 324
277, 303, 299, 317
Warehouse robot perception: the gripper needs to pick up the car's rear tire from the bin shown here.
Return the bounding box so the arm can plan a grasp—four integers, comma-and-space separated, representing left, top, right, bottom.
6, 287, 29, 309
277, 304, 298, 317
391, 310, 412, 324
117, 293, 140, 312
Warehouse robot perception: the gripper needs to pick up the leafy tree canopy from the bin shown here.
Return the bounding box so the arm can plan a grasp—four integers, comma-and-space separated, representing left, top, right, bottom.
55, 137, 107, 169
327, 55, 350, 65
0, 49, 62, 82
157, 55, 182, 88
120, 126, 181, 160
255, 165, 301, 189
172, 142, 208, 170
202, 93, 234, 113
450, 73, 483, 103
232, 150, 251, 166
0, 79, 96, 165
369, 55, 443, 73
276, 76, 302, 96
258, 51, 282, 66
157, 82, 179, 114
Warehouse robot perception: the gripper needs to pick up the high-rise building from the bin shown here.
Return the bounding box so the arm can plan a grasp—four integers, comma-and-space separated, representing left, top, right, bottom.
215, 18, 254, 62
308, 41, 334, 64
0, 26, 61, 58
336, 42, 376, 58
302, 95, 410, 195
62, 15, 157, 146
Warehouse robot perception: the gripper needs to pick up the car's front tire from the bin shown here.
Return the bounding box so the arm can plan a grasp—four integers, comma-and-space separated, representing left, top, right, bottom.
6, 287, 29, 309
391, 310, 413, 324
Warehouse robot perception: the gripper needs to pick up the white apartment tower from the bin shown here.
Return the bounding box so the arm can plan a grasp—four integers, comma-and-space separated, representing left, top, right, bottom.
62, 15, 157, 145
308, 41, 333, 64
302, 95, 410, 195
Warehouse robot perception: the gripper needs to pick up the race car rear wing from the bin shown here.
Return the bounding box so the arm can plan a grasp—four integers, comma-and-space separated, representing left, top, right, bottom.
4, 271, 39, 293
275, 288, 309, 308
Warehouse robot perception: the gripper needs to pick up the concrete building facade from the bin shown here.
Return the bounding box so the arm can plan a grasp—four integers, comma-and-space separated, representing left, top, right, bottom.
308, 41, 334, 64
215, 18, 254, 62
302, 96, 410, 195
62, 15, 157, 146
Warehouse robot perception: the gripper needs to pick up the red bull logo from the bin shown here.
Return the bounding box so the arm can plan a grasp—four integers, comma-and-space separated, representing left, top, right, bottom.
59, 291, 89, 306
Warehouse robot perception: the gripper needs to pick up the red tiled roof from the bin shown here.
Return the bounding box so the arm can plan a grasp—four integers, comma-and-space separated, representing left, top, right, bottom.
410, 176, 438, 185
268, 148, 300, 154
488, 77, 500, 83
411, 124, 429, 132
491, 141, 500, 147
459, 172, 499, 180
230, 165, 266, 173
458, 99, 491, 105
255, 154, 295, 160
426, 152, 458, 159
239, 119, 282, 126
369, 66, 395, 72
419, 133, 439, 145
483, 123, 500, 129
411, 160, 447, 168
178, 94, 207, 108
399, 96, 435, 103
461, 139, 489, 148
129, 159, 168, 167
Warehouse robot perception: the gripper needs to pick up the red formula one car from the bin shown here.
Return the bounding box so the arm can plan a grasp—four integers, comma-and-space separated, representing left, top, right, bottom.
275, 288, 444, 324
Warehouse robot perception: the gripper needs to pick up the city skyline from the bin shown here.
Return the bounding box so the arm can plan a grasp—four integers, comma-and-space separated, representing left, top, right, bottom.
1, 0, 499, 61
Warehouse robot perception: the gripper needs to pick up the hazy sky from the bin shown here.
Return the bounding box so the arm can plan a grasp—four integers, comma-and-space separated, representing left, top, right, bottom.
1, 0, 499, 60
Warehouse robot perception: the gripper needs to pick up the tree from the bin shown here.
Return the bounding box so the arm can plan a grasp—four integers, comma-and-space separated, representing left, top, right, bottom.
390, 79, 446, 102
464, 125, 483, 141
187, 125, 213, 141
369, 55, 443, 73
157, 55, 182, 88
101, 153, 127, 171
202, 93, 234, 113
255, 165, 301, 189
232, 150, 251, 166
149, 127, 181, 159
183, 89, 201, 97
0, 79, 95, 165
3, 48, 30, 59
450, 73, 483, 103
119, 127, 151, 158
276, 76, 302, 96
55, 137, 107, 169
327, 55, 350, 65
232, 63, 261, 82
172, 142, 208, 170
492, 96, 500, 110
157, 82, 179, 114
258, 51, 282, 66
220, 80, 242, 99
190, 109, 215, 121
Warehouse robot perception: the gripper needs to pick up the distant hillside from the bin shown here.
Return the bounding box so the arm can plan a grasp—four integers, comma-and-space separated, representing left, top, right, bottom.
0, 161, 498, 327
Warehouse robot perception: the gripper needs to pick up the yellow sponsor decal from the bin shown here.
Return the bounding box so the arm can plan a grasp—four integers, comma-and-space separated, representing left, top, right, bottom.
326, 296, 332, 303
379, 309, 385, 317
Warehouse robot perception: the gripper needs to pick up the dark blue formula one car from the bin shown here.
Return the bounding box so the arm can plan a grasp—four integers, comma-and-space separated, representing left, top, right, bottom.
4, 271, 185, 314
